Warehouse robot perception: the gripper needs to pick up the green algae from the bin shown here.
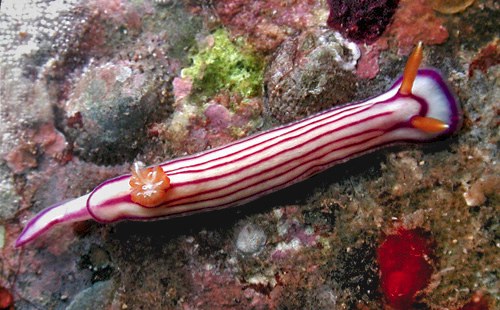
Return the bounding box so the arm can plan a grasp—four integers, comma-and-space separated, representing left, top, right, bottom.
182, 29, 264, 99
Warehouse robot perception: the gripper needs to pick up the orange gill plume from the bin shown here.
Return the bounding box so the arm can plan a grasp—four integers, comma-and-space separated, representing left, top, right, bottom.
129, 162, 171, 207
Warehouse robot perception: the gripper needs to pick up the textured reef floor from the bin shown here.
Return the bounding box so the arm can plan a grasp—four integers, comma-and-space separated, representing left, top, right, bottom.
0, 0, 498, 309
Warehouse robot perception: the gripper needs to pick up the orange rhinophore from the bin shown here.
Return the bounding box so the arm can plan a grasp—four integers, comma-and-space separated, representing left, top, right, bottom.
129, 162, 171, 207
399, 41, 423, 95
411, 115, 450, 133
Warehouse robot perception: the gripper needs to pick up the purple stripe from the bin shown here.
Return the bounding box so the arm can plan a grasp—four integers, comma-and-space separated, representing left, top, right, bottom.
163, 130, 385, 208
95, 110, 392, 213
202, 137, 393, 211
16, 198, 89, 246
155, 111, 393, 207
118, 132, 393, 221
167, 104, 377, 176
164, 102, 375, 174
166, 111, 392, 189
87, 100, 384, 214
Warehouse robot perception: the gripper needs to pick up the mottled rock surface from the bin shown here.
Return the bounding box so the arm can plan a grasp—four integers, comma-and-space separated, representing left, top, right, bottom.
264, 27, 359, 123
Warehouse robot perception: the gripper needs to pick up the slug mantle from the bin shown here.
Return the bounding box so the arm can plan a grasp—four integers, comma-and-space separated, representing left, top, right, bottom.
16, 44, 461, 247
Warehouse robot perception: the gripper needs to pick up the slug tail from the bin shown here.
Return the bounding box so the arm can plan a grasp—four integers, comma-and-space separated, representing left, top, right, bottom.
15, 194, 92, 247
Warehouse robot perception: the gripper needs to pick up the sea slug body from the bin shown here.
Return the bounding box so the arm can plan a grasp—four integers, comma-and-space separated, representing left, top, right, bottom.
16, 44, 461, 246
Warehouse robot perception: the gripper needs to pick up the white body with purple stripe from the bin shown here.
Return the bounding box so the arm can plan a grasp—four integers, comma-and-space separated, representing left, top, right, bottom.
16, 69, 460, 246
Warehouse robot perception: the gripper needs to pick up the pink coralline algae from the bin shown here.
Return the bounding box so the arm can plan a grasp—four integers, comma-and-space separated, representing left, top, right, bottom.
387, 0, 449, 55
469, 39, 500, 77
214, 0, 321, 53
377, 228, 434, 309
4, 123, 67, 174
355, 39, 389, 79
87, 0, 142, 32
168, 74, 263, 154
188, 269, 250, 308
356, 0, 449, 78
203, 98, 262, 149
326, 0, 400, 44
172, 77, 193, 103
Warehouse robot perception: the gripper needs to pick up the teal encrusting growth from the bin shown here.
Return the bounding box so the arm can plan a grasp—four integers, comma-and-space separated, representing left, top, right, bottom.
181, 29, 264, 99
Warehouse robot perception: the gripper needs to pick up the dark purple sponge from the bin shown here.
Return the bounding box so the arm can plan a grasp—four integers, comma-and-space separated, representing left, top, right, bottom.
327, 0, 400, 43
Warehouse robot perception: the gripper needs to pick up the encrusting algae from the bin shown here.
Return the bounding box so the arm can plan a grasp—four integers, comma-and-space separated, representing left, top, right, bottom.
181, 29, 264, 99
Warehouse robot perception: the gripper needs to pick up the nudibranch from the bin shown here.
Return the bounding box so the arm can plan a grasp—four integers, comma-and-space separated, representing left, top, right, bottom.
16, 43, 461, 247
